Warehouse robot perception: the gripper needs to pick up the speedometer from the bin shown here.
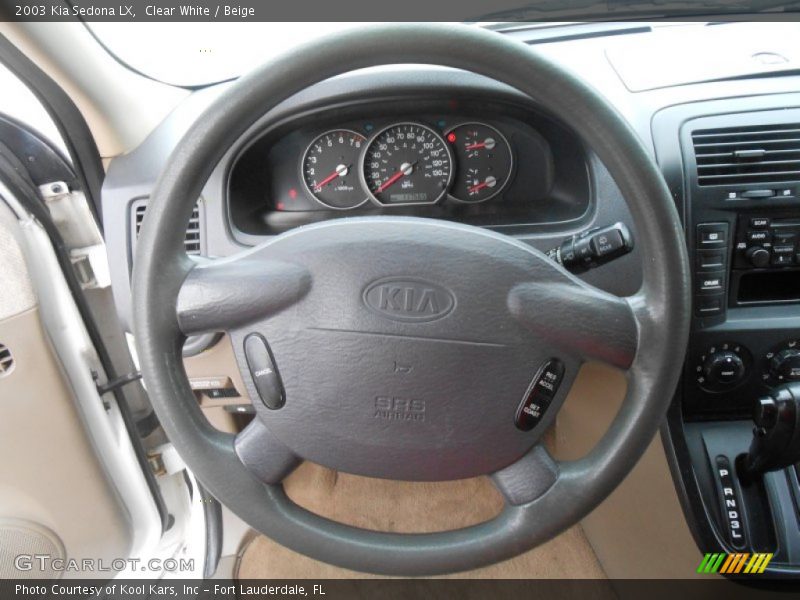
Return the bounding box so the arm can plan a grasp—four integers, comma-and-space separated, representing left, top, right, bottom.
361, 123, 452, 206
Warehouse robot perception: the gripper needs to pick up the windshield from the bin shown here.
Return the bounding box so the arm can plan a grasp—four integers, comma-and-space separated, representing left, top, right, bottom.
86, 13, 799, 88
86, 22, 376, 87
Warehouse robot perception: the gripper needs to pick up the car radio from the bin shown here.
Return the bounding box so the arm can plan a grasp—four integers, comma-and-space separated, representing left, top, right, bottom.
730, 211, 800, 307
734, 215, 800, 269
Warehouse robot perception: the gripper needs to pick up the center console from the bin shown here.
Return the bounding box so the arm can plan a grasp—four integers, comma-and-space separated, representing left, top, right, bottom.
654, 96, 800, 576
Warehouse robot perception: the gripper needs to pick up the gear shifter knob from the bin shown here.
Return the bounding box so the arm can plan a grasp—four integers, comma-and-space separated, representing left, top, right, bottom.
743, 382, 800, 475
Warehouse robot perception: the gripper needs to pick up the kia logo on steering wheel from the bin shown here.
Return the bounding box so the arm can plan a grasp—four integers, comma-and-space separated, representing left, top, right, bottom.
363, 277, 455, 323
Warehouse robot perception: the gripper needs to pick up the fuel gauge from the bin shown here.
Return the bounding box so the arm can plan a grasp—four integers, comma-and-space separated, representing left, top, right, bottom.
447, 123, 513, 203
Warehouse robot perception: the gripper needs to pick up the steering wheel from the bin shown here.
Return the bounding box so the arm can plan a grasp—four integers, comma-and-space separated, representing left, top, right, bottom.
132, 23, 690, 576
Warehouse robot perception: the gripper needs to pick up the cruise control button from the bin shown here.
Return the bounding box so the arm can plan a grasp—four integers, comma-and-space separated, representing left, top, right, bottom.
696, 271, 726, 295
243, 333, 285, 410
515, 359, 565, 431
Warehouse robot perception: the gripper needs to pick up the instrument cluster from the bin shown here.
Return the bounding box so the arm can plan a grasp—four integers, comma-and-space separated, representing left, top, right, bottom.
299, 120, 514, 210
227, 101, 592, 240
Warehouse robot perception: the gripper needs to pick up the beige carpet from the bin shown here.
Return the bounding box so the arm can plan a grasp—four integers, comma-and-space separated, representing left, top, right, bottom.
237, 462, 607, 580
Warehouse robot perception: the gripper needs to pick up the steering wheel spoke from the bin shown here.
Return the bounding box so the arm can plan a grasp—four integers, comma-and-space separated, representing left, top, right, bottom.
491, 444, 559, 506
234, 418, 301, 484
508, 279, 640, 370
175, 253, 311, 336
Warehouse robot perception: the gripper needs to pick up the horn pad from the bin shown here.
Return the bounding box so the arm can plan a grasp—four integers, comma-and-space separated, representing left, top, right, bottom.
230, 218, 578, 480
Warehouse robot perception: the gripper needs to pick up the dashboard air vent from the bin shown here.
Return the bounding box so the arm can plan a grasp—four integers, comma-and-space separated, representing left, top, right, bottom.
692, 123, 800, 187
132, 201, 203, 255
0, 343, 13, 378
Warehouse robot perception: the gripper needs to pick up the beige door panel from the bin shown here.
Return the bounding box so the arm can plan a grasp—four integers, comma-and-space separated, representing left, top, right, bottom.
0, 308, 131, 577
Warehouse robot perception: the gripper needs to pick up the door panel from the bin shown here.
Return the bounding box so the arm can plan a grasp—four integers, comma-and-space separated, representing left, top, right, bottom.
0, 202, 131, 579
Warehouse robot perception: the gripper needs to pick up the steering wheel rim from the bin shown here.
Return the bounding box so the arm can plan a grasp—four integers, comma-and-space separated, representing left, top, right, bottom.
132, 23, 690, 576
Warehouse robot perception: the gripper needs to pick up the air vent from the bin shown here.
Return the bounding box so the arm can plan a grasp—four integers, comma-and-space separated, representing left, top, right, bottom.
692, 123, 800, 187
132, 201, 203, 255
0, 343, 13, 378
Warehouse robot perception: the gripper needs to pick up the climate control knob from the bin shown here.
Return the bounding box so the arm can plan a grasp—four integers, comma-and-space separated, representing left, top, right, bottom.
703, 351, 746, 387
746, 246, 770, 268
695, 342, 750, 392
770, 349, 800, 383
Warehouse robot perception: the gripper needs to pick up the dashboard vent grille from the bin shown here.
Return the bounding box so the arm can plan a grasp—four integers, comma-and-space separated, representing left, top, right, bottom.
0, 343, 13, 377
133, 201, 203, 255
692, 123, 800, 187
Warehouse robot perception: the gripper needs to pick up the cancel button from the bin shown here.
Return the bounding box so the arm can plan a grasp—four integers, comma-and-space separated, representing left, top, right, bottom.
244, 333, 285, 410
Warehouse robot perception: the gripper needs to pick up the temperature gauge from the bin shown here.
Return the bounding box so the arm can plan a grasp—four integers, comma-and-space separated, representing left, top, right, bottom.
446, 123, 513, 203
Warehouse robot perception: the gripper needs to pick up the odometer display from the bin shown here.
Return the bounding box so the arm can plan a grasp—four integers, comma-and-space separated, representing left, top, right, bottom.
362, 123, 452, 206
302, 130, 367, 210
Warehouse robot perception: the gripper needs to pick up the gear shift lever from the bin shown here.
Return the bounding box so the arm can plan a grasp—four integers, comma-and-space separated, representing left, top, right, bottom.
742, 382, 800, 476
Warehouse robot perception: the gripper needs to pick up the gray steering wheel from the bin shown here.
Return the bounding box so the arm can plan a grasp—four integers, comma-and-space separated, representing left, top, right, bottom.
132, 23, 690, 576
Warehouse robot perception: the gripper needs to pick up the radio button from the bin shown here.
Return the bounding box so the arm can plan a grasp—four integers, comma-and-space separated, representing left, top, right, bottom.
771, 253, 794, 266
747, 230, 771, 243
773, 232, 796, 244
750, 217, 770, 229
746, 246, 771, 268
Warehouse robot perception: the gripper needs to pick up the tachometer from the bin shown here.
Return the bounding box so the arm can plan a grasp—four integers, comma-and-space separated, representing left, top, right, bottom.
302, 129, 367, 210
446, 123, 513, 203
362, 123, 452, 206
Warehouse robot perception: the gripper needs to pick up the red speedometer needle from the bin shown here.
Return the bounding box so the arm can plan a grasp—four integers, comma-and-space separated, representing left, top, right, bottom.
375, 161, 417, 193
376, 171, 405, 193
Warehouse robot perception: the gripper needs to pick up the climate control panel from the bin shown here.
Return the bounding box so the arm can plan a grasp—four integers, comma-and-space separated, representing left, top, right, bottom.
685, 334, 800, 416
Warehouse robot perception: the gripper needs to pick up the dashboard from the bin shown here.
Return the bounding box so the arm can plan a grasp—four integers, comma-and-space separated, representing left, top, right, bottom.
227, 97, 590, 239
